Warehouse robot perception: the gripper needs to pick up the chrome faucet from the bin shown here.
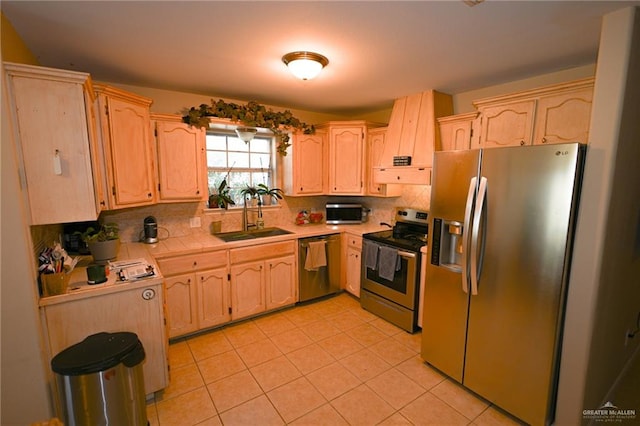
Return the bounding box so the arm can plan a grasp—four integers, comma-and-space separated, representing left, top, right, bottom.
242, 194, 264, 231
242, 195, 255, 231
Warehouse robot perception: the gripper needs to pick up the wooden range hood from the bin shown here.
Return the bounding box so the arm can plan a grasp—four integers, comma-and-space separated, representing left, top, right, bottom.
373, 90, 453, 185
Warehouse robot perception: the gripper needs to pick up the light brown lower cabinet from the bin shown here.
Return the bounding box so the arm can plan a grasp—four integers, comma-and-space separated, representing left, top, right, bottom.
229, 241, 297, 321
159, 240, 297, 337
156, 250, 230, 338
40, 281, 169, 397
344, 233, 363, 297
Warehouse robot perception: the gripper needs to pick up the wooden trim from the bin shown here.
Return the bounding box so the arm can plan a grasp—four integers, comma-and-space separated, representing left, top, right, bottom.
473, 77, 595, 108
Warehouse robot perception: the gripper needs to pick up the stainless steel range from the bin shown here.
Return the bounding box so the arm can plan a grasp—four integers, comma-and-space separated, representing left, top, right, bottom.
361, 207, 428, 332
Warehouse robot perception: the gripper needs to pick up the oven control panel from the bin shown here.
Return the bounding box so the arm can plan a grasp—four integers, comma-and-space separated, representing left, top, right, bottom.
396, 207, 429, 225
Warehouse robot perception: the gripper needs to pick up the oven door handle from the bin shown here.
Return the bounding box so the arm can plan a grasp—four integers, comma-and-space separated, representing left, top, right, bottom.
397, 250, 416, 259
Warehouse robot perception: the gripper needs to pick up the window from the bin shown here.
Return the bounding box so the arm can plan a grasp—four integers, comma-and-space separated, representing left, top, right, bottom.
205, 130, 275, 206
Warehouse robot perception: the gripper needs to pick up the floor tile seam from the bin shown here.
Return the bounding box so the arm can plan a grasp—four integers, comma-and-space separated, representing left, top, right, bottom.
188, 344, 237, 366
335, 358, 394, 383
361, 376, 430, 412
427, 386, 485, 422
325, 383, 398, 425
213, 391, 284, 423
262, 377, 331, 424
152, 379, 211, 406
394, 363, 447, 392
194, 347, 252, 388
377, 408, 415, 426
302, 365, 364, 403
389, 335, 422, 352
197, 383, 225, 421
243, 355, 303, 396
202, 371, 270, 417
234, 337, 286, 367
251, 317, 300, 337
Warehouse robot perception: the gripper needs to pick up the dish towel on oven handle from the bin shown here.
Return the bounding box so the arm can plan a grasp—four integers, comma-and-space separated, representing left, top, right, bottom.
304, 240, 327, 271
363, 240, 379, 271
378, 246, 401, 281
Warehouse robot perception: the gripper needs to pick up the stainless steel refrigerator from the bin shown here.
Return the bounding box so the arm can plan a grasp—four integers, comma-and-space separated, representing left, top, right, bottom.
421, 143, 585, 425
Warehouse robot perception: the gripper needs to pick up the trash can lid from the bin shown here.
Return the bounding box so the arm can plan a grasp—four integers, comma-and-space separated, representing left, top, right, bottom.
51, 331, 145, 376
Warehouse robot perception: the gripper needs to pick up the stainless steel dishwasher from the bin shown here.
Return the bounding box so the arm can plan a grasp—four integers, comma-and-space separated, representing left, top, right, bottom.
298, 234, 341, 302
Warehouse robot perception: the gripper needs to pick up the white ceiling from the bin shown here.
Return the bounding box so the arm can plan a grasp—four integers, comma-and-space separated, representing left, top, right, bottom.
3, 1, 640, 116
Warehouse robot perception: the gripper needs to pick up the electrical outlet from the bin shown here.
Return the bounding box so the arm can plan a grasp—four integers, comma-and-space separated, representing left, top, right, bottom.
189, 217, 201, 228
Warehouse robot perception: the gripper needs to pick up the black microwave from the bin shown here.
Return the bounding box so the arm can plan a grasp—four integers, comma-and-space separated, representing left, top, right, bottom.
325, 203, 369, 224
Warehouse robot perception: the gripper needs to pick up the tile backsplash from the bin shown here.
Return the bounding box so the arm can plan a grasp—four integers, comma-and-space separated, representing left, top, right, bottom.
99, 185, 431, 243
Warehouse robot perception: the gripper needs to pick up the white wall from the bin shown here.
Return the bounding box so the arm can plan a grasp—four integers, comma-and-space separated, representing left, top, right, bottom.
556, 6, 640, 425
452, 65, 596, 114
106, 82, 348, 124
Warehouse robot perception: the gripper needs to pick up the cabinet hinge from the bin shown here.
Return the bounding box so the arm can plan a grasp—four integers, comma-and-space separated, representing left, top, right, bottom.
227, 273, 231, 281
154, 128, 158, 137
228, 306, 232, 315
158, 183, 161, 192
112, 186, 116, 196
105, 104, 109, 116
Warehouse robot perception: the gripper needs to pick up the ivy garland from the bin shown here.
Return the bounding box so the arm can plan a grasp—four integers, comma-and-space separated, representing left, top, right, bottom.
183, 99, 315, 155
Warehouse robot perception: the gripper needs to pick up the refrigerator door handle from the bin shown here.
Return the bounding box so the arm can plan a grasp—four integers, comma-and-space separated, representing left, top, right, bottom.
461, 177, 477, 294
470, 176, 487, 296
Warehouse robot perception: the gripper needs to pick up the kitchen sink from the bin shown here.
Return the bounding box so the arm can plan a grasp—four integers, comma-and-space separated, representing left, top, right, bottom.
213, 227, 293, 242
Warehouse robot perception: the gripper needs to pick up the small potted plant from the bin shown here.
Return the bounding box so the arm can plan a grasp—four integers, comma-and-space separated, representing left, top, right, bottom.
257, 183, 284, 206
77, 222, 120, 264
208, 179, 235, 209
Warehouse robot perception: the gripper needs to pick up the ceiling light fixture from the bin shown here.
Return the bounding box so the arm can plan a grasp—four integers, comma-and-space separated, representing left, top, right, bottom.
282, 51, 329, 81
235, 127, 257, 143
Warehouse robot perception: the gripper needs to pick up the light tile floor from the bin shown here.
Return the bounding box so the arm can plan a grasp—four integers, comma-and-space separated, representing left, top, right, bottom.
146, 293, 524, 425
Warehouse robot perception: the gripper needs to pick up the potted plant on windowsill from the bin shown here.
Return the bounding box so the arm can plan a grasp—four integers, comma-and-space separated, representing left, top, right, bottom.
76, 222, 120, 264
240, 184, 284, 206
208, 178, 235, 209
257, 184, 283, 206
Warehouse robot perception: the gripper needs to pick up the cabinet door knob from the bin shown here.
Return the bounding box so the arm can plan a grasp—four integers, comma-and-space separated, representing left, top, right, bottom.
148, 193, 153, 198
541, 137, 547, 144
141, 288, 156, 300
520, 140, 525, 146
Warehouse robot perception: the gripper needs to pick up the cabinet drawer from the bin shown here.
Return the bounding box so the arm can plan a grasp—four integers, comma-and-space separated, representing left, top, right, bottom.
373, 166, 431, 185
230, 241, 295, 264
157, 250, 228, 276
346, 234, 362, 249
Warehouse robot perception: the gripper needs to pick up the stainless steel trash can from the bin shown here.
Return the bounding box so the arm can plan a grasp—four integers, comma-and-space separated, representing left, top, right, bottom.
51, 331, 147, 426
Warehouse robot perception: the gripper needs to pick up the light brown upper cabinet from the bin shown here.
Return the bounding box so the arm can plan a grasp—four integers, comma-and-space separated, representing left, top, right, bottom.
326, 122, 367, 195
373, 90, 453, 185
532, 87, 593, 145
283, 121, 391, 197
94, 84, 156, 209
437, 112, 480, 151
152, 114, 207, 202
321, 121, 386, 196
4, 62, 103, 225
366, 127, 402, 196
474, 78, 594, 148
282, 130, 328, 196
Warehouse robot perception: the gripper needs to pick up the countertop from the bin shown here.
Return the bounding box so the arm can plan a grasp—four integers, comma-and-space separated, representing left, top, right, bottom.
39, 222, 388, 307
147, 222, 389, 258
